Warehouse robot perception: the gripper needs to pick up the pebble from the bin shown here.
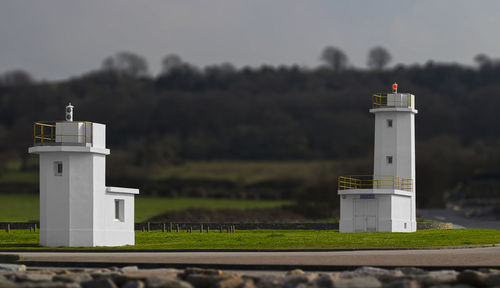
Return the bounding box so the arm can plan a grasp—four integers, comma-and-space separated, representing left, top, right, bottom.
0, 264, 26, 272
147, 276, 194, 288
0, 265, 497, 288
332, 276, 382, 288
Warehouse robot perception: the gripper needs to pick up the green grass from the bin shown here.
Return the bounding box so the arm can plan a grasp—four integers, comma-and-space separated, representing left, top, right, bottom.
0, 194, 290, 222
135, 197, 291, 222
0, 194, 40, 222
0, 229, 499, 250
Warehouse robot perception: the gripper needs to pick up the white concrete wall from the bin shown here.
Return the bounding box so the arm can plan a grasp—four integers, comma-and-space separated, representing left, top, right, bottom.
94, 192, 135, 246
339, 195, 354, 232
39, 153, 70, 246
373, 109, 416, 180
91, 123, 106, 149
391, 195, 414, 232
68, 153, 96, 246
377, 195, 392, 232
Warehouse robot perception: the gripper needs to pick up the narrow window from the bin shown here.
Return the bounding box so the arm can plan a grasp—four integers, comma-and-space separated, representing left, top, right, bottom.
387, 119, 393, 127
404, 223, 408, 229
114, 199, 124, 222
54, 161, 63, 176
386, 156, 393, 164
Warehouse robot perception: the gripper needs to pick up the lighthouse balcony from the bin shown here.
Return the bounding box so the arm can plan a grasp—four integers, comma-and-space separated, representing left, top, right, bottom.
338, 174, 413, 192
33, 121, 106, 149
372, 93, 414, 109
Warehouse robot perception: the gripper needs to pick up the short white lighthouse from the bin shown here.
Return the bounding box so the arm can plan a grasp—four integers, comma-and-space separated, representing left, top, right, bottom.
28, 104, 139, 247
338, 84, 417, 232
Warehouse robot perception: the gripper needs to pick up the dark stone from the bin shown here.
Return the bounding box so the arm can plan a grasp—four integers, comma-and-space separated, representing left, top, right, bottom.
122, 280, 146, 288
416, 270, 458, 286
184, 268, 223, 277
332, 277, 382, 288
283, 274, 315, 287
16, 273, 54, 282
146, 277, 193, 288
185, 274, 218, 288
383, 279, 420, 288
53, 273, 92, 283
0, 274, 15, 287
0, 254, 23, 263
81, 278, 118, 288
484, 273, 500, 287
312, 274, 340, 288
396, 267, 426, 276
344, 267, 403, 281
457, 270, 487, 287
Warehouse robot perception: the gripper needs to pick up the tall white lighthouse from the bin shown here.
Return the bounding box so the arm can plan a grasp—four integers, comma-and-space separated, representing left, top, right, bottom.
338, 84, 417, 232
28, 104, 139, 247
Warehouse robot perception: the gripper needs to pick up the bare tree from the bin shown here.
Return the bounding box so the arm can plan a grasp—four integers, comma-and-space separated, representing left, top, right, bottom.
320, 46, 348, 71
102, 51, 148, 77
367, 46, 392, 70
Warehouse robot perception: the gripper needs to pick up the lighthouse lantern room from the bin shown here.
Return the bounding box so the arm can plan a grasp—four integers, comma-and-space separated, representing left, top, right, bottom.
28, 104, 139, 247
338, 84, 417, 232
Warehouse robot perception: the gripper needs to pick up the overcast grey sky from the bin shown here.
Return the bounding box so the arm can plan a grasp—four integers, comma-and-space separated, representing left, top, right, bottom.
1, 0, 499, 80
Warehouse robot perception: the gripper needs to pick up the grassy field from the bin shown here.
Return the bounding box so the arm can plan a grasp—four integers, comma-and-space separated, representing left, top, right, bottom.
0, 229, 499, 250
151, 161, 338, 184
0, 194, 291, 222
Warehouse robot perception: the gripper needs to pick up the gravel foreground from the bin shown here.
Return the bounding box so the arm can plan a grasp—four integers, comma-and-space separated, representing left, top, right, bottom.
1, 263, 500, 288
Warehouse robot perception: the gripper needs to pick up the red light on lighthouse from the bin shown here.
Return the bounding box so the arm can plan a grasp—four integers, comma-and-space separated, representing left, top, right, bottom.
392, 83, 398, 93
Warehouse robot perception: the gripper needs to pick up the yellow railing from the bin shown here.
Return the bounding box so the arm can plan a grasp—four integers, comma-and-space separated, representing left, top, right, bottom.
372, 93, 412, 108
338, 174, 413, 192
33, 121, 93, 146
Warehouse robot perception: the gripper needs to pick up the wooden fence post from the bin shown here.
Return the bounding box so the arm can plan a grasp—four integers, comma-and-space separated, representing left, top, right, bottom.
219, 225, 222, 233
162, 223, 165, 232
6, 224, 10, 233
200, 224, 203, 233
147, 222, 150, 232
34, 224, 37, 232
176, 224, 179, 232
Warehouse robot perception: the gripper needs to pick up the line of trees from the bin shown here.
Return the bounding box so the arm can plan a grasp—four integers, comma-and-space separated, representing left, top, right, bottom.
1, 47, 500, 209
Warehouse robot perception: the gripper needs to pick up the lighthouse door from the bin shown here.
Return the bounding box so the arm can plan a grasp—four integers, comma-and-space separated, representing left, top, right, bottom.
354, 199, 378, 232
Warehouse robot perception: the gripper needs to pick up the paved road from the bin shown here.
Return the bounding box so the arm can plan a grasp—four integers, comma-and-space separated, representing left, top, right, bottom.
4, 247, 500, 267
417, 209, 500, 229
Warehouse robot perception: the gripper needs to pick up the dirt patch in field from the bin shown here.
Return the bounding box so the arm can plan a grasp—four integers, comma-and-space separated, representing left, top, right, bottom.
147, 207, 312, 223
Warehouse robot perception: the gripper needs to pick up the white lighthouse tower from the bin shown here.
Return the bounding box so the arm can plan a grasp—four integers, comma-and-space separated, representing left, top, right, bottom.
338, 84, 417, 232
28, 104, 139, 247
